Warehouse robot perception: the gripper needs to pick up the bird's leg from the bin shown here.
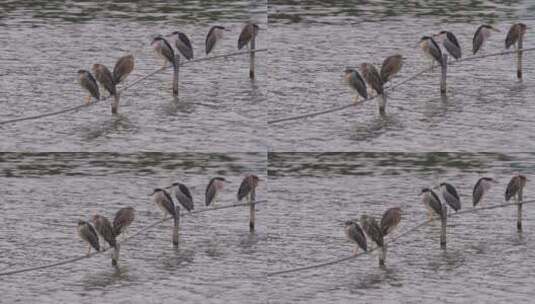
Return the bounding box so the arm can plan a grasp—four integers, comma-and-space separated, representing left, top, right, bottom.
85, 95, 91, 104
86, 244, 91, 256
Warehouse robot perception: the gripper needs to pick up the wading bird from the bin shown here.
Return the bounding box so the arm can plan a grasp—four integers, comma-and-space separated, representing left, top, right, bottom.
168, 182, 194, 212
360, 215, 384, 248
419, 36, 444, 68
473, 177, 497, 206
92, 214, 120, 265
206, 26, 228, 55
92, 63, 119, 114
113, 54, 135, 85
168, 31, 194, 60
360, 63, 386, 115
113, 207, 136, 238
77, 220, 100, 255
151, 36, 178, 96
420, 188, 443, 220
238, 174, 260, 202
238, 22, 259, 50
77, 70, 100, 104
434, 31, 462, 59
205, 177, 229, 206
473, 24, 500, 54
505, 174, 527, 202
381, 207, 401, 236
440, 182, 461, 212
380, 54, 403, 84
505, 23, 527, 49
344, 220, 367, 255
151, 188, 178, 220
343, 68, 368, 104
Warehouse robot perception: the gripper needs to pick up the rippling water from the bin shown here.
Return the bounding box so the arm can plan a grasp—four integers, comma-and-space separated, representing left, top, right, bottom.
0, 1, 267, 151
268, 0, 535, 151
0, 152, 267, 303
267, 152, 535, 303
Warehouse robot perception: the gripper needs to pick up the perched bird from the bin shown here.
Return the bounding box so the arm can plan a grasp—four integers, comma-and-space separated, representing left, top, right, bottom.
473, 177, 497, 206
151, 36, 178, 96
168, 31, 194, 60
77, 220, 100, 255
381, 207, 401, 236
206, 25, 227, 55
113, 54, 135, 85
440, 182, 461, 212
505, 174, 527, 202
238, 174, 260, 202
344, 220, 367, 255
360, 63, 387, 115
380, 54, 403, 84
92, 63, 119, 114
168, 182, 194, 212
151, 188, 177, 220
434, 31, 462, 59
343, 68, 368, 104
92, 214, 116, 249
473, 24, 500, 54
205, 177, 229, 206
420, 188, 443, 219
238, 22, 259, 50
359, 215, 384, 248
505, 23, 527, 49
77, 70, 100, 104
419, 36, 444, 67
113, 207, 136, 238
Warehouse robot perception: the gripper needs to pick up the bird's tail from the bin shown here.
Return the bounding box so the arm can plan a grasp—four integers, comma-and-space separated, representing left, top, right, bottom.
111, 92, 120, 114
111, 243, 120, 266
172, 56, 179, 97
378, 93, 387, 115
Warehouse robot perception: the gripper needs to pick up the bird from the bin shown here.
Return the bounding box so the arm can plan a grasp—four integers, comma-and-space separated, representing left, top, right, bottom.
92, 63, 119, 114
113, 207, 135, 238
168, 182, 194, 212
505, 174, 527, 202
420, 188, 443, 220
151, 36, 178, 96
380, 54, 403, 84
77, 220, 100, 255
505, 23, 527, 49
359, 215, 384, 248
77, 70, 100, 104
360, 63, 387, 115
206, 25, 227, 55
168, 31, 194, 60
473, 24, 500, 55
473, 177, 497, 206
238, 174, 260, 202
150, 188, 178, 220
344, 220, 367, 255
343, 68, 368, 104
381, 207, 401, 236
113, 54, 135, 85
238, 22, 259, 50
91, 214, 116, 249
419, 36, 444, 68
434, 31, 462, 59
439, 182, 461, 212
205, 177, 229, 206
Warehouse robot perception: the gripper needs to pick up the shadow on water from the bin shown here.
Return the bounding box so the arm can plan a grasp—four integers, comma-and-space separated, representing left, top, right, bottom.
80, 113, 138, 141
346, 266, 403, 292
80, 265, 137, 289
350, 113, 404, 142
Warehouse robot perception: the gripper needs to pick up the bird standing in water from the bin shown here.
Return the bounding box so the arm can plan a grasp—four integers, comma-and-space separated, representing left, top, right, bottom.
92, 214, 120, 266
439, 182, 461, 212
151, 36, 178, 96
380, 54, 403, 84
360, 63, 386, 115
420, 188, 443, 220
381, 207, 401, 236
420, 36, 444, 68
473, 24, 500, 54
168, 182, 194, 213
434, 31, 462, 59
77, 70, 100, 104
92, 63, 119, 114
238, 22, 259, 50
206, 26, 228, 55
344, 220, 367, 255
205, 177, 229, 206
77, 220, 100, 255
168, 31, 194, 60
505, 174, 527, 203
505, 23, 527, 50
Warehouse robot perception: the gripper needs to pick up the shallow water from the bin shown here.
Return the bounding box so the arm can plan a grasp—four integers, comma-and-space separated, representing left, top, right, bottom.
0, 1, 267, 152
0, 152, 267, 303
267, 152, 535, 303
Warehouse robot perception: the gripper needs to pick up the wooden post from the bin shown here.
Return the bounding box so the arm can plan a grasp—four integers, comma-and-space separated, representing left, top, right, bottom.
440, 205, 447, 249
440, 54, 448, 95
379, 245, 386, 266
173, 206, 180, 246
249, 188, 256, 232
249, 34, 256, 79
172, 55, 180, 97
517, 188, 523, 231
517, 36, 523, 79
111, 243, 120, 266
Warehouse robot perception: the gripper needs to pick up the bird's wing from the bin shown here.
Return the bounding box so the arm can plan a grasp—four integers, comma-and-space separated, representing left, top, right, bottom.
179, 184, 193, 200
176, 32, 194, 60
505, 177, 518, 201
351, 71, 368, 99
160, 38, 176, 65
443, 189, 461, 211
98, 66, 116, 95
238, 24, 253, 50
429, 38, 444, 66
80, 73, 100, 100
205, 178, 216, 206
113, 55, 134, 84
443, 36, 462, 59
473, 179, 484, 206
162, 190, 177, 216
505, 25, 518, 49
351, 224, 368, 251
473, 26, 484, 54
206, 27, 217, 55
429, 191, 443, 215
381, 208, 400, 236
445, 183, 460, 200
237, 177, 252, 201
86, 224, 101, 251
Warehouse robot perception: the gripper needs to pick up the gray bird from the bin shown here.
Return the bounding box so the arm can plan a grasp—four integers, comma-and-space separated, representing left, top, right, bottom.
420, 36, 444, 67
505, 23, 527, 49
168, 31, 194, 60
113, 54, 135, 85
77, 220, 100, 255
168, 182, 194, 212
344, 220, 367, 255
420, 188, 443, 219
206, 26, 227, 55
77, 70, 100, 104
360, 63, 386, 115
473, 24, 500, 54
380, 54, 403, 84
151, 188, 177, 220
92, 63, 119, 114
151, 36, 178, 96
92, 214, 116, 249
434, 31, 462, 59
343, 68, 368, 104
238, 174, 260, 202
381, 207, 401, 236
238, 22, 259, 50
360, 215, 384, 248
505, 174, 527, 202
113, 207, 136, 238
440, 182, 461, 212
473, 177, 497, 206
205, 177, 229, 206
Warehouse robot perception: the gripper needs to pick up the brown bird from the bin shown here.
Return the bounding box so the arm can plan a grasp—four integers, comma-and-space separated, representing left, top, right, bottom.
92, 63, 120, 114
343, 68, 368, 104
505, 23, 527, 49
77, 70, 100, 104
92, 214, 116, 249
206, 177, 230, 206
113, 207, 136, 238
505, 174, 527, 202
238, 174, 260, 202
113, 54, 135, 85
473, 24, 500, 54
381, 207, 401, 236
77, 220, 100, 255
151, 36, 178, 96
360, 215, 384, 248
238, 22, 259, 50
380, 54, 403, 85
206, 26, 227, 55
360, 63, 386, 115
473, 177, 497, 206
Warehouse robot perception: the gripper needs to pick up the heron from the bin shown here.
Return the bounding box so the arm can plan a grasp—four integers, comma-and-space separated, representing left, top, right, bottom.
360, 215, 384, 248
343, 68, 368, 104
167, 31, 194, 60
473, 177, 497, 206
150, 188, 177, 220
77, 70, 100, 104
238, 174, 260, 202
92, 214, 120, 265
381, 207, 401, 236
77, 220, 100, 255
434, 31, 462, 59
113, 54, 135, 85
360, 63, 386, 115
167, 182, 194, 212
473, 24, 500, 55
205, 177, 230, 207
344, 220, 367, 255
439, 182, 461, 212
206, 25, 228, 55
505, 174, 527, 202
151, 36, 178, 96
419, 36, 444, 68
380, 54, 403, 84
92, 63, 119, 114
420, 188, 443, 220
238, 22, 259, 50
113, 207, 135, 238
505, 23, 527, 49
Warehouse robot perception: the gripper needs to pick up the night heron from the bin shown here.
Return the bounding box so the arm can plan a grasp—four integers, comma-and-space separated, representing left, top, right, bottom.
360, 63, 386, 115
343, 68, 368, 104
113, 207, 136, 238
113, 54, 135, 85
344, 220, 367, 255
505, 174, 527, 202
238, 22, 259, 50
473, 177, 497, 206
380, 54, 403, 84
167, 31, 194, 60
92, 63, 119, 114
77, 220, 100, 255
419, 36, 444, 68
238, 174, 260, 202
360, 215, 384, 248
439, 182, 461, 212
473, 24, 500, 55
434, 31, 462, 59
420, 188, 443, 220
381, 207, 401, 236
151, 36, 178, 95
505, 23, 527, 49
205, 177, 230, 206
168, 182, 194, 212
150, 188, 178, 220
206, 26, 228, 55
91, 214, 116, 250
77, 70, 100, 104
